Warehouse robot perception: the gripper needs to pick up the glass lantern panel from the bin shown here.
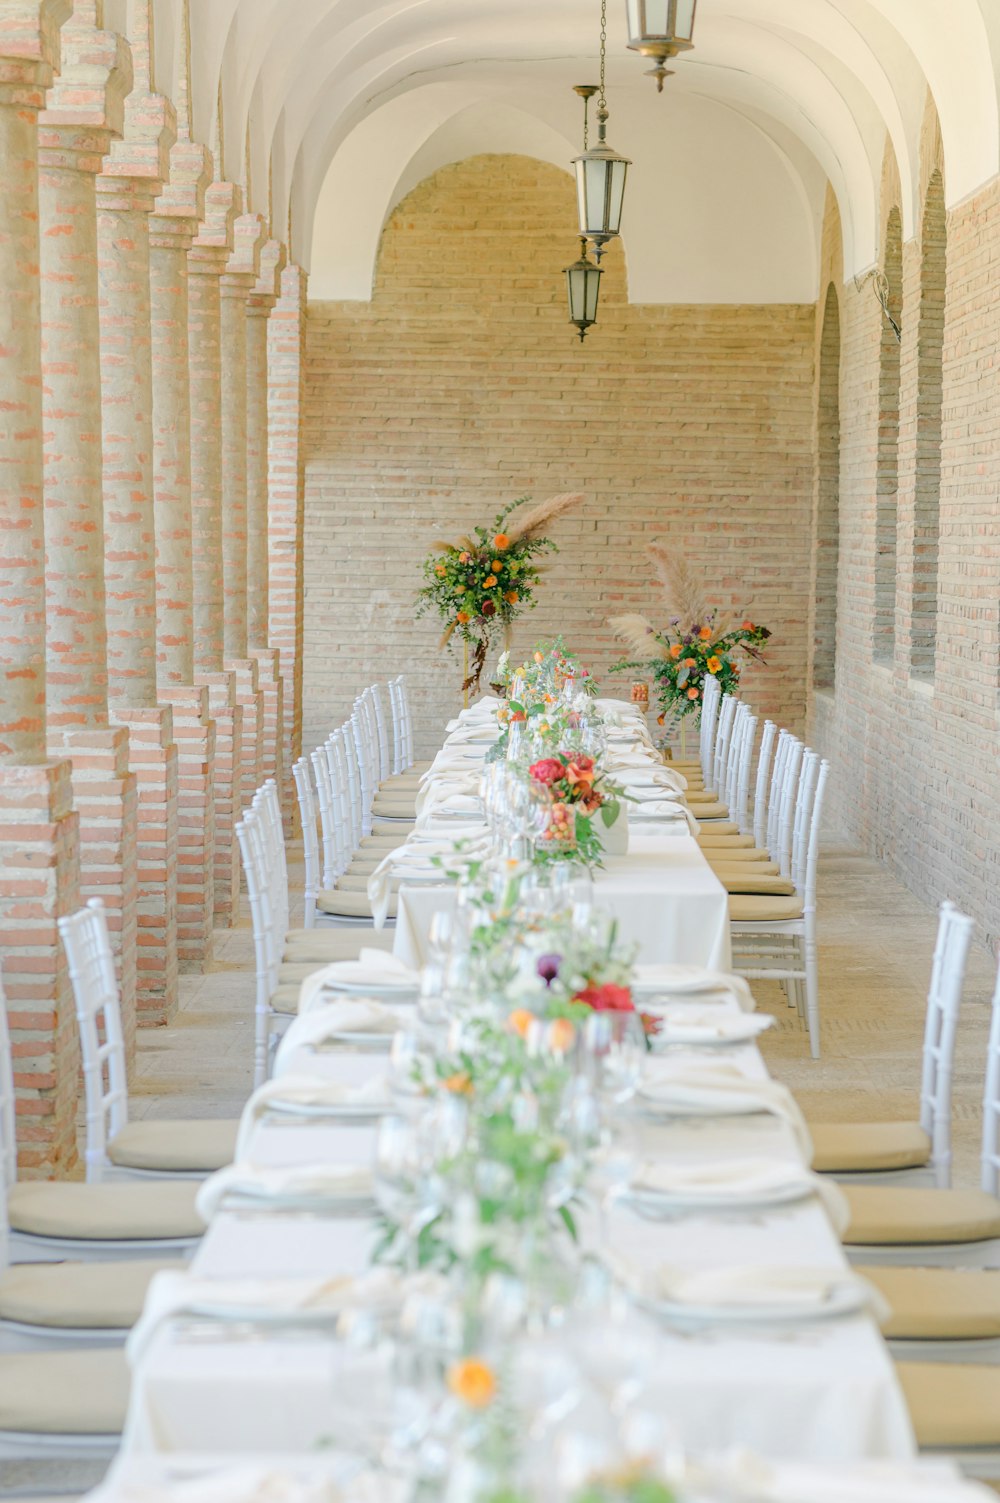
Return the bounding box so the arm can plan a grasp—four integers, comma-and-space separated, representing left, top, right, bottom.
605, 159, 628, 235
584, 266, 601, 323
625, 0, 643, 39
566, 266, 586, 322
579, 159, 607, 235
674, 0, 697, 40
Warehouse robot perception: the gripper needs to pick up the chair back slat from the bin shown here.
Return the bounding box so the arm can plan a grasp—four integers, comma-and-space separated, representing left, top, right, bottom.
912, 901, 975, 1188
57, 898, 130, 1182
752, 720, 777, 850
981, 955, 1000, 1195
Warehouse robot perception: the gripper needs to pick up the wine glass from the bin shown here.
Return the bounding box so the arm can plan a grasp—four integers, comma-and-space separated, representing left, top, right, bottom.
583, 1011, 647, 1109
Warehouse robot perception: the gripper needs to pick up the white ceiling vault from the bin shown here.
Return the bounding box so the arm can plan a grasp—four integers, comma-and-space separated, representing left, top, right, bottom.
163, 0, 1000, 302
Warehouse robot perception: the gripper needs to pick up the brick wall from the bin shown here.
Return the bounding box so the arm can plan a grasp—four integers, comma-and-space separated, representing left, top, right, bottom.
303, 155, 816, 759
809, 165, 1000, 952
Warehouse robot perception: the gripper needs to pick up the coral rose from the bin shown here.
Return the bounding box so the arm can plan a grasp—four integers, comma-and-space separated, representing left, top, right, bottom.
459, 552, 471, 563
687, 686, 700, 700
529, 757, 564, 786
483, 576, 497, 588
447, 1358, 496, 1409
435, 565, 446, 577
742, 619, 754, 630
493, 533, 510, 550
505, 590, 519, 604
456, 611, 470, 624
548, 1018, 576, 1053
574, 983, 635, 1014
507, 1008, 534, 1038
699, 626, 713, 641
669, 644, 683, 660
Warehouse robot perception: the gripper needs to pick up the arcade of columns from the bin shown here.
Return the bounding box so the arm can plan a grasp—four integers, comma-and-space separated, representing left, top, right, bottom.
0, 0, 307, 1176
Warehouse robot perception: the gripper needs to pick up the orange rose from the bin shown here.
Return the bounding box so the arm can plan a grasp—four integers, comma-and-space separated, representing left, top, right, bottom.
459, 552, 471, 563
508, 1008, 534, 1038
447, 1358, 496, 1409
657, 713, 665, 725
443, 1071, 473, 1096
483, 576, 497, 588
669, 644, 683, 660
742, 619, 754, 631
491, 560, 504, 572
456, 611, 470, 624
435, 565, 446, 577
534, 652, 544, 663
683, 658, 697, 669
548, 1018, 576, 1053
699, 626, 712, 641
505, 590, 519, 604
493, 533, 510, 550
707, 656, 721, 674
687, 686, 700, 700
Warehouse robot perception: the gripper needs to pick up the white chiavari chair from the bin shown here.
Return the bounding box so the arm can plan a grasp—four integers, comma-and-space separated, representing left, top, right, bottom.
753, 719, 778, 851
58, 900, 237, 1183
0, 968, 202, 1267
292, 756, 322, 929
808, 902, 974, 1189
729, 751, 829, 1057
310, 744, 340, 889
699, 718, 783, 869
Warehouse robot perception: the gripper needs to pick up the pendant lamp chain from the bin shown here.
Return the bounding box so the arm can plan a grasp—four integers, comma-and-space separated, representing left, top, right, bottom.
598, 0, 607, 112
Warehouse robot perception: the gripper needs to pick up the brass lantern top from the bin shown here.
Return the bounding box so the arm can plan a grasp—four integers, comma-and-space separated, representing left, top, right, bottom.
626, 0, 698, 91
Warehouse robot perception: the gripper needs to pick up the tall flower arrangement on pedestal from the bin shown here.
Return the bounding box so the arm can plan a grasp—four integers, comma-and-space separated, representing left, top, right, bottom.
608, 546, 771, 735
416, 493, 584, 696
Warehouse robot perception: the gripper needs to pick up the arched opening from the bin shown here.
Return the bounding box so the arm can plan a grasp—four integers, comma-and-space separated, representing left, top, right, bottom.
873, 206, 902, 664
813, 282, 840, 690
910, 170, 946, 682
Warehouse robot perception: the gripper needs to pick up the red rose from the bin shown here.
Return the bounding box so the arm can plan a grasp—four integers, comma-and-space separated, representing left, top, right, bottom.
572, 754, 594, 774
481, 600, 496, 618
529, 758, 564, 786
573, 983, 635, 1014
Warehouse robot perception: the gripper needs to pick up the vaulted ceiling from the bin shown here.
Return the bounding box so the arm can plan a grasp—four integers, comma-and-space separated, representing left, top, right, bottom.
160, 0, 1000, 299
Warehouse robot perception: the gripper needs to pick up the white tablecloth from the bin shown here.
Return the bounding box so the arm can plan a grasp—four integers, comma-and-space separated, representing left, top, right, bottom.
393, 832, 731, 972
121, 1029, 913, 1463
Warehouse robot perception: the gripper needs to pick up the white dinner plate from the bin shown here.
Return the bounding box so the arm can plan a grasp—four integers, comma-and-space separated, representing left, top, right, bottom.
633, 967, 736, 996
315, 1030, 396, 1051
263, 1098, 394, 1121
650, 1014, 774, 1047
321, 981, 419, 1001
622, 1178, 812, 1216
646, 1279, 870, 1327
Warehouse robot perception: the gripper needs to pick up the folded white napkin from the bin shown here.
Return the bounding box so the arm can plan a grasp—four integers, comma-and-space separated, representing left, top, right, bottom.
687, 1453, 993, 1503
235, 1073, 392, 1157
276, 998, 402, 1069
98, 1463, 411, 1503
650, 1262, 882, 1319
633, 965, 755, 1012
629, 801, 700, 833
196, 1159, 375, 1221
297, 950, 419, 1015
652, 1009, 774, 1045
415, 777, 481, 819
637, 1066, 813, 1161
125, 1265, 408, 1365
366, 835, 487, 926
628, 1154, 848, 1232
618, 769, 688, 795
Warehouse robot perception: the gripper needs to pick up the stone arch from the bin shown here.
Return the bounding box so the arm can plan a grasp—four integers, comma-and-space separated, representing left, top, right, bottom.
874, 203, 903, 664
910, 167, 946, 680
814, 283, 841, 690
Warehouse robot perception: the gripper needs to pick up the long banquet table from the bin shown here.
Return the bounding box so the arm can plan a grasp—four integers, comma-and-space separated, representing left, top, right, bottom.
113, 697, 920, 1472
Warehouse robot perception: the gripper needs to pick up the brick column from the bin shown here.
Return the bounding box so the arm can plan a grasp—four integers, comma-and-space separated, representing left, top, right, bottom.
247, 240, 286, 800
0, 0, 83, 1178
267, 263, 308, 829
38, 10, 139, 1063
221, 212, 265, 829
187, 180, 244, 927
97, 1, 179, 1024
149, 120, 216, 968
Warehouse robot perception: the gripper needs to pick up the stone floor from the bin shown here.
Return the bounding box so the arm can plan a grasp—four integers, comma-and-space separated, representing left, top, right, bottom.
2, 838, 997, 1497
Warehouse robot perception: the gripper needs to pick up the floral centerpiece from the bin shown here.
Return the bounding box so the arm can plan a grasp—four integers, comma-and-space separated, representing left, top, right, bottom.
528, 752, 624, 868
416, 494, 584, 697
609, 546, 771, 736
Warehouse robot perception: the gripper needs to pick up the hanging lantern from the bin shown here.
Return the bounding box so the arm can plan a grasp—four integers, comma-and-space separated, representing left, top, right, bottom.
571, 3, 630, 261
563, 237, 603, 342
626, 0, 698, 91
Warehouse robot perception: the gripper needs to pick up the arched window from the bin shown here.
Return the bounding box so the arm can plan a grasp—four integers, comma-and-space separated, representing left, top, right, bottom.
813, 283, 840, 690
911, 171, 946, 681
874, 207, 902, 663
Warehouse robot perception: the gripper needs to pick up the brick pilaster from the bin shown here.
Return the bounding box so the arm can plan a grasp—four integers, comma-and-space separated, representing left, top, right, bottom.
160, 684, 215, 970
196, 674, 243, 928
267, 264, 307, 827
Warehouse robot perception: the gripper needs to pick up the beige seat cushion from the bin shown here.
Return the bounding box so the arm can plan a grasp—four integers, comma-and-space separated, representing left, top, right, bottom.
379, 776, 423, 792
0, 1347, 129, 1435
704, 848, 774, 865
842, 1184, 1000, 1245
7, 1181, 205, 1243
0, 1256, 177, 1331
278, 960, 329, 983
269, 983, 301, 1015
370, 796, 417, 816
717, 872, 796, 897
283, 928, 393, 961
336, 874, 371, 892
685, 791, 721, 806
728, 894, 804, 922
358, 834, 407, 850
693, 804, 731, 822
897, 1361, 1000, 1449
706, 859, 781, 877
316, 888, 396, 920
371, 818, 416, 835
859, 1265, 1000, 1341
697, 833, 756, 849
107, 1118, 237, 1174
809, 1121, 930, 1174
